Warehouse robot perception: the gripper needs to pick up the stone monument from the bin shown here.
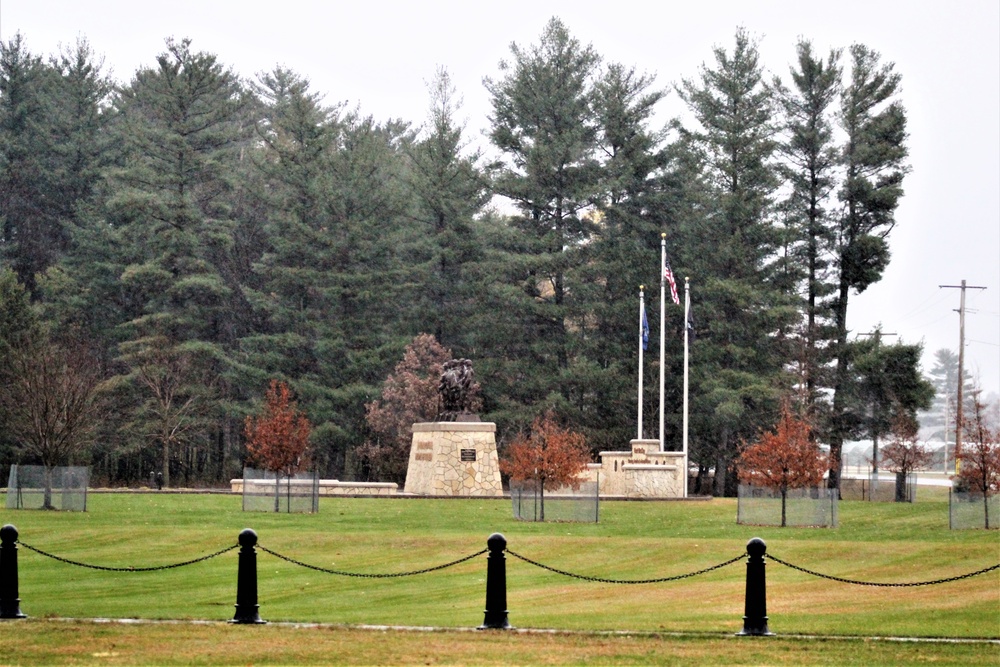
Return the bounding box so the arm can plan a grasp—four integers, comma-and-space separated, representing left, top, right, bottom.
403, 360, 503, 496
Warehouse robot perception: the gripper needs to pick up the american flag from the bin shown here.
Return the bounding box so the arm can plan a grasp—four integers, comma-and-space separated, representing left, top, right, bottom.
664, 258, 680, 305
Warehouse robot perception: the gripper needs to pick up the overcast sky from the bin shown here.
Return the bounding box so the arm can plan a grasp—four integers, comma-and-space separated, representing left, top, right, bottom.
3, 0, 998, 395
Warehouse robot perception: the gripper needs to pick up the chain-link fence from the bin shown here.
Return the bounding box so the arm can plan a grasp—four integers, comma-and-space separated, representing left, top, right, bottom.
840, 473, 916, 502
5, 465, 89, 511
510, 479, 598, 523
949, 489, 1000, 529
737, 484, 837, 527
241, 468, 319, 513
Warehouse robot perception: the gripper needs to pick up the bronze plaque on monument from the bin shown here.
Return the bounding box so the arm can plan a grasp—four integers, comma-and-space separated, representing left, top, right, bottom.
460, 449, 477, 462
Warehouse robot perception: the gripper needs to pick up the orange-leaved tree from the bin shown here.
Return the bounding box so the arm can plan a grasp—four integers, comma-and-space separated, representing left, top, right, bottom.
244, 380, 312, 510
499, 411, 591, 521
881, 415, 934, 502
737, 402, 827, 527
957, 388, 1000, 528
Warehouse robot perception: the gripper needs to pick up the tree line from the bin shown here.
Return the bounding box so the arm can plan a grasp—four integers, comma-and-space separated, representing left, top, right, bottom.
0, 19, 934, 492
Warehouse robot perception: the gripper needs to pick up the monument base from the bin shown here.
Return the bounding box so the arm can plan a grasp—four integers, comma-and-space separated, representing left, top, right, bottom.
582, 439, 686, 498
403, 422, 503, 496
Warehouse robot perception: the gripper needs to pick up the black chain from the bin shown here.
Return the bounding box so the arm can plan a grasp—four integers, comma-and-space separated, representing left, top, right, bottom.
17, 541, 238, 572
767, 554, 1000, 587
506, 549, 745, 584
257, 545, 487, 578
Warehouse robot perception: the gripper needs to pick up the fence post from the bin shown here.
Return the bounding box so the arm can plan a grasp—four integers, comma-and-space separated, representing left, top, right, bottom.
231, 528, 266, 624
0, 524, 26, 619
478, 532, 510, 629
737, 537, 772, 636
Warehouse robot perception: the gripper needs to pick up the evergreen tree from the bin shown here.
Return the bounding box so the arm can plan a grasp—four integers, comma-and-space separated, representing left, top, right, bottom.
0, 268, 40, 467
483, 17, 603, 427
107, 38, 251, 486
246, 66, 420, 477
33, 39, 117, 371
45, 38, 113, 233
920, 348, 976, 443
840, 334, 933, 472
243, 66, 341, 380
402, 67, 488, 349
675, 29, 796, 495
774, 40, 842, 421
585, 62, 667, 448
828, 44, 909, 489
0, 34, 61, 296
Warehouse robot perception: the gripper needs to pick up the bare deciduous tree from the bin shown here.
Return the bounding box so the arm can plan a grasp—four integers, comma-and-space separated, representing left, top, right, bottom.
957, 388, 1000, 529
881, 415, 934, 502
0, 337, 103, 508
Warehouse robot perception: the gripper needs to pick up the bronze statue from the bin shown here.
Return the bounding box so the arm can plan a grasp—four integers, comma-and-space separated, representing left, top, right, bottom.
438, 358, 480, 421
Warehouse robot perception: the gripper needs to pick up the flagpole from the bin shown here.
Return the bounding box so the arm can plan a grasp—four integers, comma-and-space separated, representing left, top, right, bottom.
683, 277, 690, 498
659, 234, 666, 452
638, 287, 646, 440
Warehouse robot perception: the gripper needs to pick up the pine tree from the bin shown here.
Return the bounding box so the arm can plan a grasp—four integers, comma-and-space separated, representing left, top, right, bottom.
774, 41, 842, 421
920, 348, 975, 444
841, 334, 934, 472
0, 34, 63, 296
107, 38, 251, 486
483, 17, 603, 425
0, 268, 40, 466
45, 38, 113, 233
828, 44, 909, 489
585, 62, 667, 448
242, 66, 341, 378
675, 29, 796, 495
402, 67, 488, 349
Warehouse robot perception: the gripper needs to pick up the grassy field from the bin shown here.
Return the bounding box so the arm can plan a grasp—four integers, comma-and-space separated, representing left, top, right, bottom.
0, 491, 997, 665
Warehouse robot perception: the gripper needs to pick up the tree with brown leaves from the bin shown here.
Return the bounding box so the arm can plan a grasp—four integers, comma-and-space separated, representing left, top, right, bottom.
881, 415, 934, 502
244, 380, 312, 510
362, 334, 457, 483
737, 402, 827, 526
956, 388, 1000, 528
499, 411, 591, 521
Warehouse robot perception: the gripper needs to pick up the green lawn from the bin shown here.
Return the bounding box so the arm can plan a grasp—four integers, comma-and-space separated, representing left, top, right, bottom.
1, 492, 996, 640
2, 492, 998, 665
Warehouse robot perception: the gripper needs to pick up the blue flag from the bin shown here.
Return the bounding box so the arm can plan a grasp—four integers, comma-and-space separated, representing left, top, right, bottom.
641, 302, 650, 351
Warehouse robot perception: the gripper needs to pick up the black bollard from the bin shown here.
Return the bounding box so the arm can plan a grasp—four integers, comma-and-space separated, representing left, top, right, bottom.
737, 537, 772, 636
0, 524, 26, 619
478, 532, 511, 629
231, 528, 266, 624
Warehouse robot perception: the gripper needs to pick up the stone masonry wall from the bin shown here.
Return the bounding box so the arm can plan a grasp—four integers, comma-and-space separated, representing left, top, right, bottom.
403, 422, 503, 496
581, 439, 685, 498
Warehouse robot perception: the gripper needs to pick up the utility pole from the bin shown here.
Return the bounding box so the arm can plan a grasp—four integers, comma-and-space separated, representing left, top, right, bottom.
940, 280, 987, 466
856, 330, 897, 474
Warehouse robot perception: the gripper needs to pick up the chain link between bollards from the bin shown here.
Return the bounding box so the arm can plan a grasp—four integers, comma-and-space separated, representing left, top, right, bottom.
767, 555, 1000, 587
